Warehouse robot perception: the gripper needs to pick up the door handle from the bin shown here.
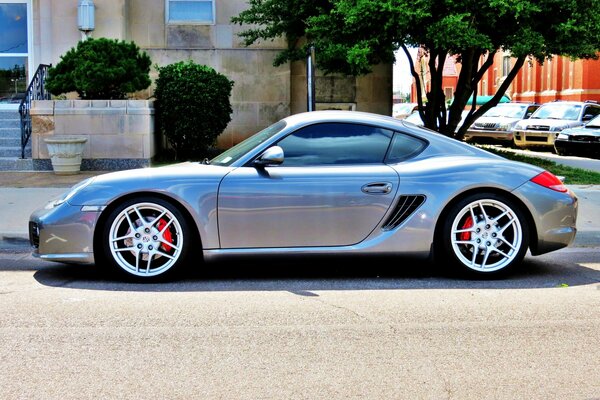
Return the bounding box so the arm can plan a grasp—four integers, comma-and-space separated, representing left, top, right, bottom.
361, 182, 393, 194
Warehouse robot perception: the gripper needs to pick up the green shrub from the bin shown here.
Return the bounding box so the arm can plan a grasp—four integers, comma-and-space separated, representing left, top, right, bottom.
46, 37, 151, 99
154, 61, 234, 160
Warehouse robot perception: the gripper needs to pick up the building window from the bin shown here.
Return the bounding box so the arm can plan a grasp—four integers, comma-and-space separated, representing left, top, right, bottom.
0, 0, 29, 107
166, 0, 214, 24
502, 56, 511, 77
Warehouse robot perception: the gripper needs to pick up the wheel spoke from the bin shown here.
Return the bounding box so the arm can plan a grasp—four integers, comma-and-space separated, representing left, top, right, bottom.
497, 217, 516, 234
124, 212, 137, 232
158, 237, 181, 251
112, 233, 133, 242
113, 247, 134, 253
452, 240, 474, 245
159, 218, 175, 234
478, 201, 490, 223
453, 227, 475, 234
154, 249, 176, 260
491, 247, 511, 259
470, 246, 478, 267
498, 236, 517, 250
481, 247, 491, 267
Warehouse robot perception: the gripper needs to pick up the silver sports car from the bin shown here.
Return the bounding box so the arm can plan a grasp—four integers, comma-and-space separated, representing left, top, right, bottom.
29, 111, 578, 280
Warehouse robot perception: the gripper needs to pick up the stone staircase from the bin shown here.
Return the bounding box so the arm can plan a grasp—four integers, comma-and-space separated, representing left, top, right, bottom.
0, 110, 33, 171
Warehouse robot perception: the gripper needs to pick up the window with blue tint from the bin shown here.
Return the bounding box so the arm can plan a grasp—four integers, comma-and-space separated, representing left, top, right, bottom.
276, 123, 394, 166
386, 133, 427, 164
0, 2, 28, 104
167, 0, 214, 23
0, 3, 28, 53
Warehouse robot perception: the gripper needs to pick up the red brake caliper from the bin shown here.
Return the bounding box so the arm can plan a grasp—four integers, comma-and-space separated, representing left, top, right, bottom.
156, 219, 173, 252
460, 216, 474, 241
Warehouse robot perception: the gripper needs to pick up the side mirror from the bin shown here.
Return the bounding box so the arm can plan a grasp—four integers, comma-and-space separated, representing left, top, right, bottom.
254, 146, 284, 167
583, 114, 595, 122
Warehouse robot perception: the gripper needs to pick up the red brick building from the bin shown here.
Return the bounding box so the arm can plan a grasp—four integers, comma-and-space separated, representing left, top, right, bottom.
411, 49, 600, 105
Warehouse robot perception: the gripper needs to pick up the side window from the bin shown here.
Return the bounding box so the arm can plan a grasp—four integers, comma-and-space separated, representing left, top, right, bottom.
583, 106, 600, 119
167, 0, 215, 24
276, 123, 393, 166
386, 133, 427, 164
525, 106, 538, 118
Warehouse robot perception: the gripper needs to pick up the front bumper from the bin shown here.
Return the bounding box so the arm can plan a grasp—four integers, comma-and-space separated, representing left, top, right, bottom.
554, 139, 600, 156
464, 129, 513, 141
513, 130, 556, 147
29, 202, 101, 265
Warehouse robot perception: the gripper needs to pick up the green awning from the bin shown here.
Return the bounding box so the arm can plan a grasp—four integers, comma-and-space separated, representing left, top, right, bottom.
466, 94, 511, 106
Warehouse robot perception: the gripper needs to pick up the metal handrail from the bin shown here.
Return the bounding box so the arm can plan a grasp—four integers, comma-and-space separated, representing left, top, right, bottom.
18, 64, 52, 159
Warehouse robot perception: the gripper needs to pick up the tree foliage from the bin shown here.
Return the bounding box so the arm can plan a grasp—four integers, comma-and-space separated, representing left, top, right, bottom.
45, 38, 151, 100
154, 61, 234, 160
233, 0, 600, 137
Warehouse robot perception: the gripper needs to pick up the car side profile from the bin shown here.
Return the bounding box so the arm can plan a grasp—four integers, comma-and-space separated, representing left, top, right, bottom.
30, 111, 578, 281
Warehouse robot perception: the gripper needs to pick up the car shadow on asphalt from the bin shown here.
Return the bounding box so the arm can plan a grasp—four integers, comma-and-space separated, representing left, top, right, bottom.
23, 249, 600, 292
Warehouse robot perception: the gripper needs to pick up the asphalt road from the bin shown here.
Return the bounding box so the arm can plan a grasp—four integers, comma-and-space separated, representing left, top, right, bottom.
0, 248, 599, 399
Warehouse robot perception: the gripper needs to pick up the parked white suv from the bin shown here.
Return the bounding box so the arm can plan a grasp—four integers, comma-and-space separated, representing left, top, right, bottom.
464, 102, 540, 144
512, 101, 600, 149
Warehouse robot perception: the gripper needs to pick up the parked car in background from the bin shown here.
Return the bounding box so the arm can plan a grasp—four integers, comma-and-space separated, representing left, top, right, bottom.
513, 101, 600, 149
464, 102, 540, 144
392, 103, 418, 119
554, 114, 600, 158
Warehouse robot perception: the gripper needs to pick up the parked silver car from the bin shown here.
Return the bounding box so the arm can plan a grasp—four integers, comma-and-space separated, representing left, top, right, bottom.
513, 101, 600, 149
30, 111, 578, 281
464, 102, 540, 143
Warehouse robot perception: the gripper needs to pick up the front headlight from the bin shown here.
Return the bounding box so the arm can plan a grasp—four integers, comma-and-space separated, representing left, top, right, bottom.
44, 178, 94, 209
551, 125, 569, 132
556, 133, 569, 141
499, 123, 513, 131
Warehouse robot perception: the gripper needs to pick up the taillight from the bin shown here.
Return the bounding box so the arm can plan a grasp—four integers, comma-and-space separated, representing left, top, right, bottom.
530, 171, 568, 192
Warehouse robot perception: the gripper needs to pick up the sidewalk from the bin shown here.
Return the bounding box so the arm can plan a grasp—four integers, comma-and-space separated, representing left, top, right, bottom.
0, 170, 598, 250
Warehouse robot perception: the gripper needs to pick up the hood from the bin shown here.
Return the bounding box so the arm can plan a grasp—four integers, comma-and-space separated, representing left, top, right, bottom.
516, 118, 582, 131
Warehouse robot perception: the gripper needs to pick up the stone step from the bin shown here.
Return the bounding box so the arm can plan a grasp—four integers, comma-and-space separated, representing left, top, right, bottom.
0, 157, 33, 171
0, 137, 21, 147
0, 111, 20, 120
0, 128, 22, 138
0, 146, 30, 158
0, 119, 21, 129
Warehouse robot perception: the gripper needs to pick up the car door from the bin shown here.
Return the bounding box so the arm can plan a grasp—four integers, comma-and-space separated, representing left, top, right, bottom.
217, 122, 400, 248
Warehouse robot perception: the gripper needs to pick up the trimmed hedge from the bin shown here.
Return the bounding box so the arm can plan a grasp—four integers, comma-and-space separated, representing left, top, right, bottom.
46, 37, 151, 100
154, 61, 234, 160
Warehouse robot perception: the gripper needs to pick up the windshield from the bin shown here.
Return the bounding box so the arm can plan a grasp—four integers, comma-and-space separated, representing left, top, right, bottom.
530, 104, 582, 120
210, 120, 287, 166
586, 114, 600, 128
483, 104, 527, 118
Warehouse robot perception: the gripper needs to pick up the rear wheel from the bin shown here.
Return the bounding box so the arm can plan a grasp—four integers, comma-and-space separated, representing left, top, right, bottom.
441, 193, 529, 277
101, 197, 190, 281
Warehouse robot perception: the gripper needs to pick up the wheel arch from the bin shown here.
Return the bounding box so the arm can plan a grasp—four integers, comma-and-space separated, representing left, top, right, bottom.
432, 187, 538, 258
93, 191, 204, 263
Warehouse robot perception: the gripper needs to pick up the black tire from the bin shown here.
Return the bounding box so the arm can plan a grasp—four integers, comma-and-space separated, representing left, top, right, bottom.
439, 193, 530, 278
100, 196, 190, 282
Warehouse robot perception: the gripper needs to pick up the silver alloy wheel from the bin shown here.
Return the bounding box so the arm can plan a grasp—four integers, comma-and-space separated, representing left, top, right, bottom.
108, 202, 183, 277
450, 199, 523, 272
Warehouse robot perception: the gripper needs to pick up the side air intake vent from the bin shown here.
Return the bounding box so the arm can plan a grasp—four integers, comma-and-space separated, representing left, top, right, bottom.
382, 195, 426, 230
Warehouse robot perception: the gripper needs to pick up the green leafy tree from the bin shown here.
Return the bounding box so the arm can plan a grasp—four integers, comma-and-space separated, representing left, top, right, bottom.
45, 37, 151, 99
154, 61, 234, 160
233, 0, 600, 138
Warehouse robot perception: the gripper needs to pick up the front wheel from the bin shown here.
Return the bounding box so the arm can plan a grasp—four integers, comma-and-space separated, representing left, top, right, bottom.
440, 193, 529, 278
101, 197, 190, 281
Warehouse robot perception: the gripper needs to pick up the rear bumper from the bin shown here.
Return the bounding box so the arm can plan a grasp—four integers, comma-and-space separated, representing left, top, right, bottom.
512, 181, 578, 255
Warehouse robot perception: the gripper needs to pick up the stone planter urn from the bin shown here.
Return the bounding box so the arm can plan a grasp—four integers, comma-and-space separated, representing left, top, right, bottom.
44, 136, 88, 175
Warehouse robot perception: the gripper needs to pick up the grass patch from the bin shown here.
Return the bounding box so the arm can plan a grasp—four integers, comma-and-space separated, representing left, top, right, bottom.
480, 146, 600, 184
